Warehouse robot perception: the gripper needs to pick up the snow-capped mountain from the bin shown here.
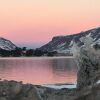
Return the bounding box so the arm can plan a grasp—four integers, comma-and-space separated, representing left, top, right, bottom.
40, 27, 100, 53
0, 38, 17, 51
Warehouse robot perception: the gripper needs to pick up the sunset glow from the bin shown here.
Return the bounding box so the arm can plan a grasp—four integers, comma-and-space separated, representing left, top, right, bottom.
0, 0, 100, 47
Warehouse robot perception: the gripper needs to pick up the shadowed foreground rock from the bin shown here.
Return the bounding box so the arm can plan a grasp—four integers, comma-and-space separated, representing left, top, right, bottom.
0, 80, 42, 100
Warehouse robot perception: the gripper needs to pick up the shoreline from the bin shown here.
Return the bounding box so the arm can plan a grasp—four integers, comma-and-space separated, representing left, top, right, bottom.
0, 56, 74, 60
0, 80, 80, 100
0, 80, 99, 100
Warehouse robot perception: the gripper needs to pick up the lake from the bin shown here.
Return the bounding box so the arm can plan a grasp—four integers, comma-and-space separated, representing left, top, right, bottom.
0, 57, 77, 85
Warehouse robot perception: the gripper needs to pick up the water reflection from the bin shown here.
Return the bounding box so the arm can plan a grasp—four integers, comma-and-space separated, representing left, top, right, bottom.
0, 57, 77, 85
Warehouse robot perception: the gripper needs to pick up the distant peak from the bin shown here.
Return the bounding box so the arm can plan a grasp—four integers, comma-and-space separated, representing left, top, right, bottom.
0, 37, 17, 51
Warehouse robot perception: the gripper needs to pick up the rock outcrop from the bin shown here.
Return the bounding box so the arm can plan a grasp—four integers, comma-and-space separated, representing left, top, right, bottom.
73, 36, 100, 88
0, 80, 42, 100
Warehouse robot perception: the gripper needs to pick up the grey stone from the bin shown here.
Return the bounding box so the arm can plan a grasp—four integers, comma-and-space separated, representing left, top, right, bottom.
0, 97, 7, 100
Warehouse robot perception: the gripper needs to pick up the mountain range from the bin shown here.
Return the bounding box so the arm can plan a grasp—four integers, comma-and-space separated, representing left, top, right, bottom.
40, 27, 100, 53
0, 27, 100, 53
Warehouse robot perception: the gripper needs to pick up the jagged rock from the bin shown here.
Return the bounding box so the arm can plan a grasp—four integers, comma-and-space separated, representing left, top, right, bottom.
71, 36, 100, 88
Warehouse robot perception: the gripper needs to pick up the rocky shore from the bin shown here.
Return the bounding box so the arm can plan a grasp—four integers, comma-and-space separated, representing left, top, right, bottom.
0, 79, 99, 100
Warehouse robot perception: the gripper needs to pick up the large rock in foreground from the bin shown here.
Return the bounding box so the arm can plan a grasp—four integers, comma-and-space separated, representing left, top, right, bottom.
71, 35, 100, 89
0, 80, 42, 100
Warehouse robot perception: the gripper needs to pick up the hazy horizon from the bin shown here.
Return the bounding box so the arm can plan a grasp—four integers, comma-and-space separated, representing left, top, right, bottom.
0, 0, 100, 47
16, 42, 46, 49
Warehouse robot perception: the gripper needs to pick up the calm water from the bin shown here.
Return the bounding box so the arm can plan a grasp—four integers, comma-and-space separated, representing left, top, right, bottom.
0, 57, 77, 85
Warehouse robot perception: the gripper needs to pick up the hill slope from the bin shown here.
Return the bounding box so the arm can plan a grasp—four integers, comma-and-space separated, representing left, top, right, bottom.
40, 27, 100, 53
0, 38, 17, 51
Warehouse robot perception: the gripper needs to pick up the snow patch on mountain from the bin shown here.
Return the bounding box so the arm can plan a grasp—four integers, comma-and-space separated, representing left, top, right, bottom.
57, 43, 66, 48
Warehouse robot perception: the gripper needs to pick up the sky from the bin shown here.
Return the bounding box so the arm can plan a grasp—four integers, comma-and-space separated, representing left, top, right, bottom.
0, 0, 100, 48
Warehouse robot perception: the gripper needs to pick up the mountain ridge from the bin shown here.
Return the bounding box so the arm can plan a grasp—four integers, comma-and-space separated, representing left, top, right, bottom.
40, 27, 100, 53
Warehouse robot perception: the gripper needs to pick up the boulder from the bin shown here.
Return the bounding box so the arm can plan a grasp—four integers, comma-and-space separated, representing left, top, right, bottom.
0, 81, 42, 100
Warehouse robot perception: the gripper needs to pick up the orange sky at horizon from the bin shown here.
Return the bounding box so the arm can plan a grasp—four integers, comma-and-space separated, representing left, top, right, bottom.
0, 0, 100, 47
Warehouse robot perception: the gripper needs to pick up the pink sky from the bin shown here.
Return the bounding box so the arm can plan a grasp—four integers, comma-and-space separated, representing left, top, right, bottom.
0, 0, 100, 47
